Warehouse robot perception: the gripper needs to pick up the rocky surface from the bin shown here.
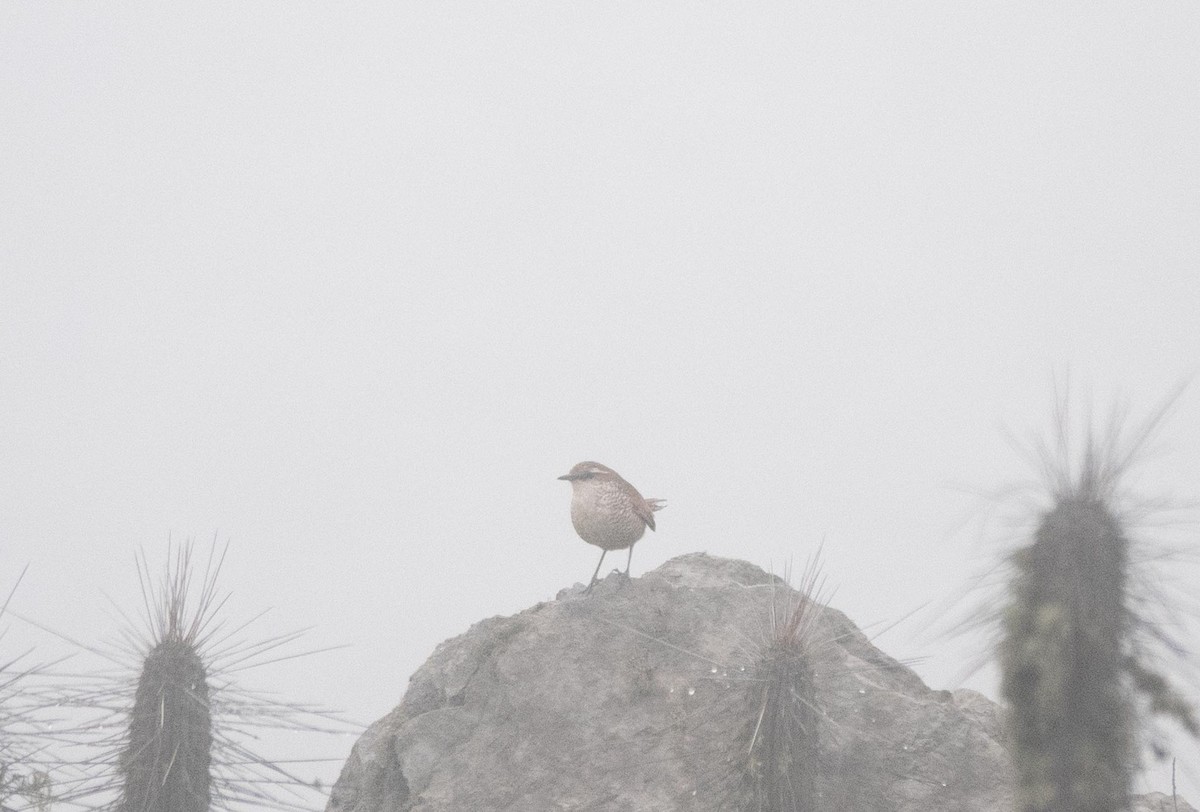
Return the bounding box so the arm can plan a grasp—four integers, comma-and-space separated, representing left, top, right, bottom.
327, 553, 1193, 812
1135, 793, 1195, 812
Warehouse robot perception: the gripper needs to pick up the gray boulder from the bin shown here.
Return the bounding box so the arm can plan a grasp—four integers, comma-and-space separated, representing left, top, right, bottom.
327, 553, 1192, 812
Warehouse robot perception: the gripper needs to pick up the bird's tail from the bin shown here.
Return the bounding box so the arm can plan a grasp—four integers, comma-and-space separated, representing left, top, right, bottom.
646, 498, 666, 512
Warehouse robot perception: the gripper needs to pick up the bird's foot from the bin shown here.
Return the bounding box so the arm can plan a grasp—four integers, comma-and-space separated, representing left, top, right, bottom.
583, 570, 628, 595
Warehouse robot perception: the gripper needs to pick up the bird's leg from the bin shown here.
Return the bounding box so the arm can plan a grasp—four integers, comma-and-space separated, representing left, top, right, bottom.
585, 550, 607, 594
623, 543, 635, 577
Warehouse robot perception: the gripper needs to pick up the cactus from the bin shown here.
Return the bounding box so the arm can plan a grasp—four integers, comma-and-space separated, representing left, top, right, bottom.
744, 572, 821, 812
1, 567, 56, 812
999, 384, 1196, 812
118, 546, 215, 812
33, 542, 351, 812
121, 637, 212, 811
1001, 497, 1132, 811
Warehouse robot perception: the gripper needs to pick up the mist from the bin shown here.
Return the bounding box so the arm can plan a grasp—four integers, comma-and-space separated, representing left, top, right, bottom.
2, 3, 1198, 807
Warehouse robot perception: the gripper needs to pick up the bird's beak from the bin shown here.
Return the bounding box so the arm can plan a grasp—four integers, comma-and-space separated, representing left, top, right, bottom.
557, 473, 577, 481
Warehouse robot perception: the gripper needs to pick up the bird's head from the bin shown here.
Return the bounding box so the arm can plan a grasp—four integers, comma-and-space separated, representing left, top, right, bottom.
557, 461, 618, 484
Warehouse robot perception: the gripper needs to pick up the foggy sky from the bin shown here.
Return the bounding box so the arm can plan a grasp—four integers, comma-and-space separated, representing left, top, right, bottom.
3, 2, 1199, 801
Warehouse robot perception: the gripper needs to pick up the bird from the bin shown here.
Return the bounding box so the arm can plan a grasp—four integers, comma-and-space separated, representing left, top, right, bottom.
557, 461, 665, 591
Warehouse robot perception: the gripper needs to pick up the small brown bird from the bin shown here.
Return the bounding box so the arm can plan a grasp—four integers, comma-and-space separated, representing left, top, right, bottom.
558, 461, 665, 590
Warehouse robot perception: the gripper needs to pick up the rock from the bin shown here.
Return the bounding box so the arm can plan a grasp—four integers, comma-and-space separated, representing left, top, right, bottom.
1135, 793, 1196, 812
327, 553, 1191, 811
